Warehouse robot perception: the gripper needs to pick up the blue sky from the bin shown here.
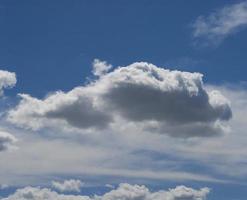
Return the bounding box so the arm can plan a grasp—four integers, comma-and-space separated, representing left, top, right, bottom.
0, 1, 247, 200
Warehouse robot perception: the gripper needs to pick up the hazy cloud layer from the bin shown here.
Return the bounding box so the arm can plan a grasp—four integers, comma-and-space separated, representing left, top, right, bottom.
3, 183, 210, 200
0, 70, 16, 96
0, 131, 17, 152
7, 61, 232, 137
52, 179, 84, 193
192, 1, 247, 44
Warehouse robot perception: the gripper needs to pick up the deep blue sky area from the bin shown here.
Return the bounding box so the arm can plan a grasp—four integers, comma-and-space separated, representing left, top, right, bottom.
0, 0, 246, 98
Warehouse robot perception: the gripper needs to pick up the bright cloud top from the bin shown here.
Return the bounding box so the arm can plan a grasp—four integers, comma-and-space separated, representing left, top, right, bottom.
0, 70, 16, 96
52, 179, 84, 193
3, 183, 210, 200
7, 61, 232, 137
0, 131, 17, 152
192, 1, 247, 44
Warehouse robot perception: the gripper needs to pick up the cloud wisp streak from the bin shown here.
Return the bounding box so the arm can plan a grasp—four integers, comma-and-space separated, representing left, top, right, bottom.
192, 1, 247, 45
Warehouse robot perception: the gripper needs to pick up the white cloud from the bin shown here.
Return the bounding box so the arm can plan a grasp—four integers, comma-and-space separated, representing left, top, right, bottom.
192, 1, 247, 44
0, 70, 16, 96
2, 186, 89, 200
0, 131, 17, 152
0, 70, 17, 152
105, 184, 114, 189
92, 59, 112, 76
3, 183, 210, 200
7, 61, 232, 138
7, 91, 112, 130
52, 179, 84, 193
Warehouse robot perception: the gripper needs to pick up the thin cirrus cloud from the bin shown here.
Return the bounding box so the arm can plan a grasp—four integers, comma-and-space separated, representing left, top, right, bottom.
52, 179, 84, 193
2, 183, 210, 200
7, 60, 232, 137
192, 1, 247, 45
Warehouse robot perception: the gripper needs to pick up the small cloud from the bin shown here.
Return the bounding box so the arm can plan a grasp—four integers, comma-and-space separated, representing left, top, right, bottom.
51, 179, 84, 193
105, 184, 114, 189
192, 1, 247, 46
92, 58, 112, 76
0, 70, 16, 96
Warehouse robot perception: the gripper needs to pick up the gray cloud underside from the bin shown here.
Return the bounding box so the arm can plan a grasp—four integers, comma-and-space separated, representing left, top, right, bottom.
7, 62, 232, 137
3, 183, 210, 200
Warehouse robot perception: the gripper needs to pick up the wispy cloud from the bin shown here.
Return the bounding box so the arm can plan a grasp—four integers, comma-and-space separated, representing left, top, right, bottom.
192, 1, 247, 45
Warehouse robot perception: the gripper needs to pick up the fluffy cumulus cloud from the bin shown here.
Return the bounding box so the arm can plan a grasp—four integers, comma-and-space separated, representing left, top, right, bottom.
192, 1, 247, 44
0, 70, 16, 96
52, 179, 84, 193
0, 131, 17, 152
7, 61, 232, 137
3, 183, 210, 200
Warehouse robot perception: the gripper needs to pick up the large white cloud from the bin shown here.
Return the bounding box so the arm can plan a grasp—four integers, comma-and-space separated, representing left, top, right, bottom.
0, 131, 17, 152
192, 1, 247, 44
3, 183, 210, 200
7, 61, 232, 137
52, 179, 84, 193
